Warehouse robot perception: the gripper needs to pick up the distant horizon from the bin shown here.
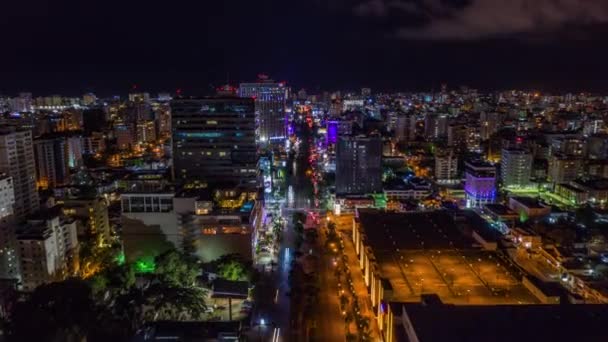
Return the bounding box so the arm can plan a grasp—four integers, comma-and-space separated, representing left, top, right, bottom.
2, 78, 606, 99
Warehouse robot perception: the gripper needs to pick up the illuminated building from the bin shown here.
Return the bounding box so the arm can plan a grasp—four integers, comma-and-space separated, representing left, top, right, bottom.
336, 135, 382, 195
82, 93, 97, 106
171, 94, 257, 187
121, 180, 260, 263
550, 137, 585, 157
238, 76, 287, 144
34, 136, 71, 189
114, 122, 134, 150
0, 127, 39, 219
326, 120, 338, 145
351, 209, 538, 341
17, 207, 78, 291
479, 112, 500, 141
424, 113, 448, 140
136, 120, 156, 144
447, 123, 467, 147
128, 92, 150, 103
500, 148, 532, 188
0, 176, 14, 219
66, 135, 84, 168
464, 160, 496, 207
0, 176, 17, 279
548, 154, 582, 184
61, 197, 111, 245
395, 114, 416, 143
434, 149, 458, 183
9, 93, 32, 113
83, 132, 105, 155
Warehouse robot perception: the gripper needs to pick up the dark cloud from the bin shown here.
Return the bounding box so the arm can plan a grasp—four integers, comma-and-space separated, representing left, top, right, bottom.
353, 0, 608, 40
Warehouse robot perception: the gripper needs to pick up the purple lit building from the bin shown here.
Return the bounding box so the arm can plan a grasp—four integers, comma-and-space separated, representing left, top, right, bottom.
464, 160, 496, 208
327, 120, 338, 144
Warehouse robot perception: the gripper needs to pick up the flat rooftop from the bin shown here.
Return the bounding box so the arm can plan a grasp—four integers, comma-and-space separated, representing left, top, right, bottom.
392, 301, 608, 342
510, 196, 546, 209
575, 178, 608, 190
357, 209, 537, 305
357, 209, 470, 251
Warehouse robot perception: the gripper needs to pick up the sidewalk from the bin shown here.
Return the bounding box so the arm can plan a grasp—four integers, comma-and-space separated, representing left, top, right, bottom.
340, 232, 381, 341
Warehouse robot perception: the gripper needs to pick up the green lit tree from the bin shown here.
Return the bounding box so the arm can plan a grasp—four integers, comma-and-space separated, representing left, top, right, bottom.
216, 254, 252, 281
155, 249, 199, 286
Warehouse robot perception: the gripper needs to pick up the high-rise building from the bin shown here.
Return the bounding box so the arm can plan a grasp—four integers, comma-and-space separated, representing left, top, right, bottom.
548, 154, 583, 184
114, 122, 134, 150
424, 114, 448, 140
34, 137, 71, 190
395, 114, 416, 143
0, 176, 17, 279
336, 136, 382, 195
480, 112, 501, 140
171, 94, 257, 188
0, 127, 39, 219
501, 148, 533, 188
464, 160, 496, 208
435, 149, 458, 183
10, 93, 33, 113
239, 77, 287, 144
136, 120, 156, 144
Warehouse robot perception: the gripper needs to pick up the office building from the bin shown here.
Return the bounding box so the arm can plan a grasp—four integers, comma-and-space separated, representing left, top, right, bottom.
17, 207, 78, 291
34, 137, 71, 189
336, 136, 382, 195
0, 127, 39, 219
464, 160, 496, 207
239, 77, 287, 144
501, 148, 533, 188
171, 94, 257, 187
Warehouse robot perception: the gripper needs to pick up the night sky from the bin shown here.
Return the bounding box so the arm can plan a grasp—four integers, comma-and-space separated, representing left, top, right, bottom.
2, 0, 608, 96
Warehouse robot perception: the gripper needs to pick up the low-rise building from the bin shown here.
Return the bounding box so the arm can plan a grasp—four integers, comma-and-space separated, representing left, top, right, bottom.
508, 196, 551, 219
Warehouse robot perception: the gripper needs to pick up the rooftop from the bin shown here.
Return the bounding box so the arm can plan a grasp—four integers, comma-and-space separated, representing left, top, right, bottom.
357, 209, 537, 305
392, 301, 608, 342
510, 196, 547, 209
